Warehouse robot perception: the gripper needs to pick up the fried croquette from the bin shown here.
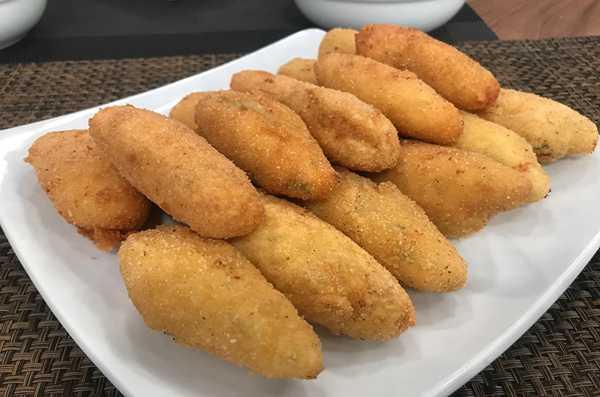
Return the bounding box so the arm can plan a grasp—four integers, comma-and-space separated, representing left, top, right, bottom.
231, 70, 400, 172
318, 28, 358, 58
191, 90, 337, 200
231, 194, 415, 341
119, 225, 323, 379
315, 53, 463, 145
306, 168, 467, 292
372, 141, 533, 238
169, 92, 203, 130
89, 105, 264, 239
278, 57, 318, 84
478, 88, 598, 163
25, 130, 151, 250
455, 112, 550, 202
356, 24, 500, 111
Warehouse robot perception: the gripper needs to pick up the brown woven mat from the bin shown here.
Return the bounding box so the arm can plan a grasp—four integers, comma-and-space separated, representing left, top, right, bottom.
1, 37, 600, 396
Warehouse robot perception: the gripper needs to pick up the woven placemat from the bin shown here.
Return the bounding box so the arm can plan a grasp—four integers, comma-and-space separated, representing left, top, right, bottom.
1, 37, 600, 396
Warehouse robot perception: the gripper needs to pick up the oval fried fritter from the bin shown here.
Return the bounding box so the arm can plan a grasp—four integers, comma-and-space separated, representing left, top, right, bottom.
356, 24, 500, 111
230, 70, 400, 172
119, 225, 323, 379
169, 92, 202, 130
478, 88, 598, 163
89, 105, 264, 239
315, 53, 463, 145
277, 57, 318, 85
455, 112, 550, 202
318, 28, 358, 58
306, 168, 467, 292
372, 141, 533, 238
25, 130, 151, 250
232, 194, 415, 341
192, 90, 337, 200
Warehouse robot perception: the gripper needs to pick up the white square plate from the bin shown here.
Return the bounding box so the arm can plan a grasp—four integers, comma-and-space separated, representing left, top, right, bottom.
1, 29, 599, 397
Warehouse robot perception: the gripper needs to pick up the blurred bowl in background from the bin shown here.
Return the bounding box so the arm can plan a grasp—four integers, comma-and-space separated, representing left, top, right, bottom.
0, 0, 47, 49
294, 0, 465, 32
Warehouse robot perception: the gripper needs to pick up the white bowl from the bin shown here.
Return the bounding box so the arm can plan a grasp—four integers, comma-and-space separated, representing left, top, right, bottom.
294, 0, 465, 32
0, 0, 47, 49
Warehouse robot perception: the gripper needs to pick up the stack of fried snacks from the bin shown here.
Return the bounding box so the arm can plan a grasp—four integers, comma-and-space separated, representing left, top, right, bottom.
173, 90, 337, 200
373, 141, 532, 238
230, 70, 400, 171
232, 194, 415, 341
89, 105, 264, 239
356, 24, 499, 111
26, 22, 599, 381
315, 53, 463, 145
306, 168, 467, 291
455, 112, 550, 202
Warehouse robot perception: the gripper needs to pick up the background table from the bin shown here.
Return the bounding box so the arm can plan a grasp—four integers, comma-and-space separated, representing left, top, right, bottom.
1, 2, 600, 396
0, 1, 495, 63
469, 0, 600, 40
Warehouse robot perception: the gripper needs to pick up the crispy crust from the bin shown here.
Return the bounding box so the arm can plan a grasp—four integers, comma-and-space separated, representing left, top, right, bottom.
456, 112, 550, 202
232, 194, 415, 341
373, 141, 533, 238
356, 24, 500, 111
25, 130, 151, 250
119, 225, 323, 379
318, 28, 358, 58
231, 70, 400, 172
315, 53, 463, 145
192, 90, 338, 200
89, 105, 264, 238
477, 88, 598, 163
307, 168, 468, 292
277, 57, 318, 84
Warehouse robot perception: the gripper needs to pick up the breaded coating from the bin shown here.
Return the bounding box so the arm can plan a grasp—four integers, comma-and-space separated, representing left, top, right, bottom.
89, 105, 264, 239
25, 130, 151, 251
231, 70, 400, 172
372, 141, 532, 238
356, 24, 500, 111
278, 58, 318, 85
191, 90, 337, 200
306, 169, 467, 292
315, 53, 463, 145
318, 28, 358, 58
455, 112, 550, 202
232, 194, 415, 341
478, 88, 598, 163
119, 226, 323, 379
169, 92, 202, 130
77, 228, 133, 251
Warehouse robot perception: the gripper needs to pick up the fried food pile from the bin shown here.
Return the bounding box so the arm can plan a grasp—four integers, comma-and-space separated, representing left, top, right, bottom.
26, 130, 151, 250
26, 24, 598, 379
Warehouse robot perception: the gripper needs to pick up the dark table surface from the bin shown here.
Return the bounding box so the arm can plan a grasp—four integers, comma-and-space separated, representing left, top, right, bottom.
0, 1, 496, 63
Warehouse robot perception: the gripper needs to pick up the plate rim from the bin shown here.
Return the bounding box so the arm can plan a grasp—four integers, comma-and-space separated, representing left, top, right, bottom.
1, 28, 599, 397
0, 28, 326, 142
